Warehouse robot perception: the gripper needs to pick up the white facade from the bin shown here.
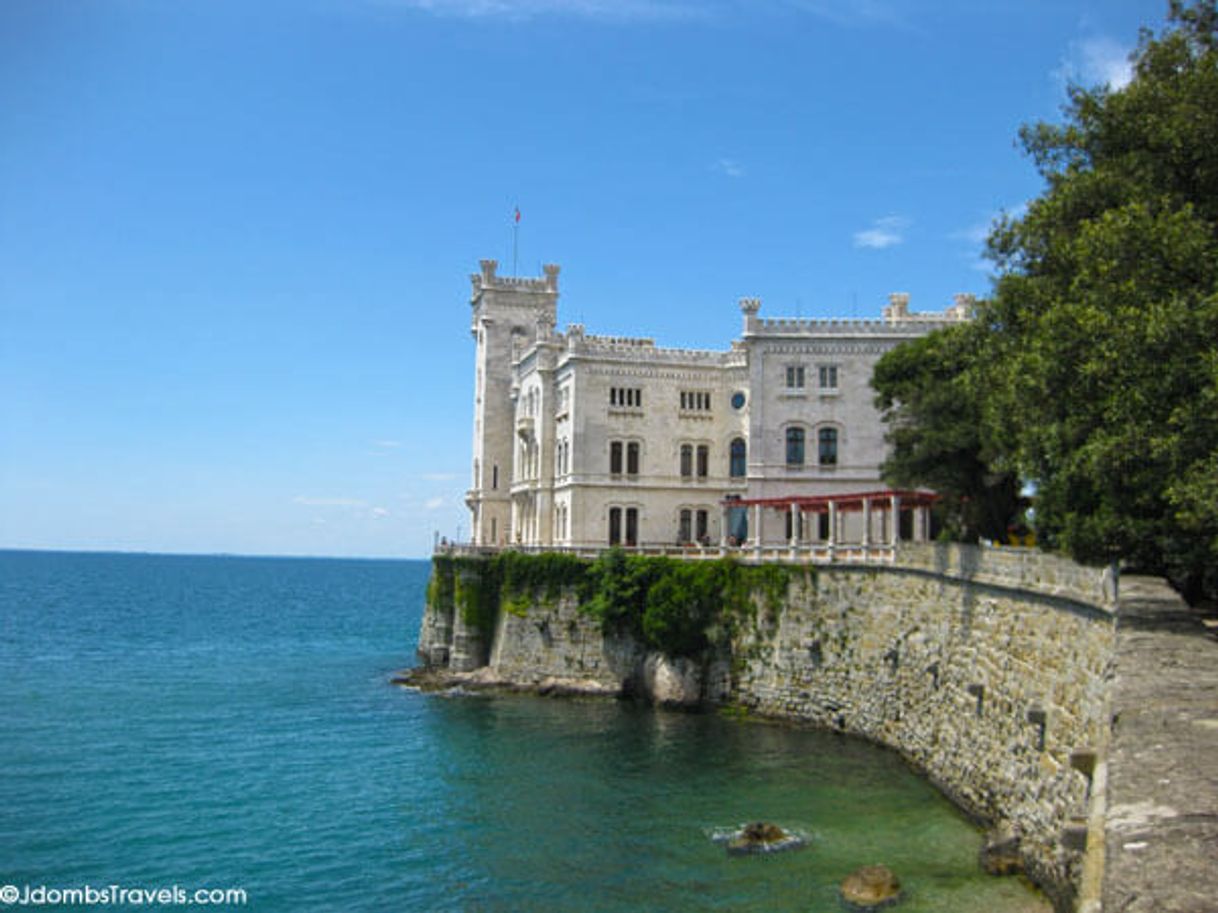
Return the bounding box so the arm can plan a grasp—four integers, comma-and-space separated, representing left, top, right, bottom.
464, 259, 968, 549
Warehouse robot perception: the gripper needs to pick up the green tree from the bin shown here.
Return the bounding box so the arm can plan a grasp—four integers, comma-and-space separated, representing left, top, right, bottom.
871, 321, 1021, 543
984, 0, 1218, 600
872, 1, 1218, 601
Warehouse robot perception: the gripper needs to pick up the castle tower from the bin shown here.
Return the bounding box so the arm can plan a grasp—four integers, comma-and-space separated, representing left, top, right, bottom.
465, 259, 559, 545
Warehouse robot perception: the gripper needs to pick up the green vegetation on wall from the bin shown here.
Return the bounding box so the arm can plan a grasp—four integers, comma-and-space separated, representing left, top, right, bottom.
429, 554, 502, 644
429, 550, 805, 659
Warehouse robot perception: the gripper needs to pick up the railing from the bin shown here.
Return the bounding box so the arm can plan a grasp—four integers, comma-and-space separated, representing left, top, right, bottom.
433, 541, 899, 565
429, 541, 1117, 611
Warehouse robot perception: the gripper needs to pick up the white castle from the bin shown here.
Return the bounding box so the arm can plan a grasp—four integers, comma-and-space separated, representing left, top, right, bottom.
464, 259, 970, 552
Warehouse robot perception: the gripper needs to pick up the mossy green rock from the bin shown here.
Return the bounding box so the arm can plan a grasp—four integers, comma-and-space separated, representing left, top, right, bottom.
839, 864, 902, 910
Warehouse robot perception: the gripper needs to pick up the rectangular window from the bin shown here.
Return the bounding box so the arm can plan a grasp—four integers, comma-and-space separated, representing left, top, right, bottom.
492, 464, 498, 490
610, 441, 623, 475
625, 508, 638, 546
609, 507, 622, 546
786, 428, 805, 466
818, 428, 838, 466
610, 387, 643, 409
818, 512, 830, 540
819, 364, 839, 389
730, 438, 746, 478
626, 441, 640, 476
680, 444, 693, 478
785, 365, 805, 389
679, 509, 692, 544
491, 517, 497, 542
679, 391, 712, 412
696, 444, 709, 478
695, 509, 708, 542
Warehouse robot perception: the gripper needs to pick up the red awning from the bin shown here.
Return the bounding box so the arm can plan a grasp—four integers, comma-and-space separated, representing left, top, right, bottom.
722, 488, 938, 513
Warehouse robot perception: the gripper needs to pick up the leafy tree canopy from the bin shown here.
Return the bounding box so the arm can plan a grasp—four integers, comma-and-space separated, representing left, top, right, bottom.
874, 0, 1218, 601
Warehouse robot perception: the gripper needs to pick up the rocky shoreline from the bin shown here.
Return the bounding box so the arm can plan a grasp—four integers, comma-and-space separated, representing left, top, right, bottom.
390, 665, 624, 699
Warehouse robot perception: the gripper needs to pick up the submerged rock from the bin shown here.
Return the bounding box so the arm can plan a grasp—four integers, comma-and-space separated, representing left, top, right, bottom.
839, 864, 902, 910
721, 821, 806, 856
979, 828, 1023, 876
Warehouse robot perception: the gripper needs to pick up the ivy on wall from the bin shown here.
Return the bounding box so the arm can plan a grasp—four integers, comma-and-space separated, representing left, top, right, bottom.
428, 550, 806, 659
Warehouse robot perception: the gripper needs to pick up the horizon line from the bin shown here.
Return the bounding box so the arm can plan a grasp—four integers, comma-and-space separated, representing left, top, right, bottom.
0, 546, 431, 563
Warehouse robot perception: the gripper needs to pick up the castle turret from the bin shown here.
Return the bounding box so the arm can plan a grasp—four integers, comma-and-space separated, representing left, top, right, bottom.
466, 260, 560, 546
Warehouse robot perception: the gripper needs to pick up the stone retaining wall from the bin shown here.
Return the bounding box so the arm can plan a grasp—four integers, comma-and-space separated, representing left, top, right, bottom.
730, 564, 1113, 911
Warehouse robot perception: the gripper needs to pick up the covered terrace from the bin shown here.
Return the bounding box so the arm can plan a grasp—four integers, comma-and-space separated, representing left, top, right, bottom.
721, 489, 938, 564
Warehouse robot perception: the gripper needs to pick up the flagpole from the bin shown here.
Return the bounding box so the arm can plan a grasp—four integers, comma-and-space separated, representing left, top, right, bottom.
512, 206, 520, 276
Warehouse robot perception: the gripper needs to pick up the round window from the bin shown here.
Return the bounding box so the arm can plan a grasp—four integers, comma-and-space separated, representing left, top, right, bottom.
731, 391, 747, 410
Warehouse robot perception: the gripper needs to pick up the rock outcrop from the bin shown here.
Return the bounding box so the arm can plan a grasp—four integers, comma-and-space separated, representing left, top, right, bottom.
840, 864, 902, 910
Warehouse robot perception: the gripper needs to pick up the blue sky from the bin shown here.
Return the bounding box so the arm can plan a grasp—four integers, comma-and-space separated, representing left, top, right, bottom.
1, 0, 1164, 558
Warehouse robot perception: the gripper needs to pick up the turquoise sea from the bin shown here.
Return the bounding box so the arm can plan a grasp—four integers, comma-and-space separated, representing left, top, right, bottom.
0, 551, 1047, 912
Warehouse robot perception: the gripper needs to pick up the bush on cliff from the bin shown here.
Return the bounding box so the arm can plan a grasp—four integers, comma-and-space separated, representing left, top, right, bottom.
430, 551, 804, 659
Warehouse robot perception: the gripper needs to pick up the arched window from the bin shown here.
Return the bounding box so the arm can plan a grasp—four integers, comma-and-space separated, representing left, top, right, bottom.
679, 444, 693, 478
818, 427, 838, 466
786, 427, 805, 466
730, 438, 746, 478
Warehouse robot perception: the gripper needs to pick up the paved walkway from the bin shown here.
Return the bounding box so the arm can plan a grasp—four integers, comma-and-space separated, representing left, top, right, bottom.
1102, 576, 1218, 913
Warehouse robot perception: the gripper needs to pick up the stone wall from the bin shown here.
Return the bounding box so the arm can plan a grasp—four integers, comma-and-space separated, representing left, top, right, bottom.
415, 543, 1122, 910
730, 563, 1113, 911
488, 598, 646, 691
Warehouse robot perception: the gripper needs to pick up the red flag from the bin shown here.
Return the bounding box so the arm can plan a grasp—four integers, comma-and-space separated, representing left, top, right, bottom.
514, 207, 521, 224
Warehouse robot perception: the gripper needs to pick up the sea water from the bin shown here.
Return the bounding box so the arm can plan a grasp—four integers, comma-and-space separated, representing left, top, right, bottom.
0, 551, 1047, 911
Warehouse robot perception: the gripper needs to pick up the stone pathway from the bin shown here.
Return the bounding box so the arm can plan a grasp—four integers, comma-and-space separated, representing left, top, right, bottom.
1101, 576, 1218, 913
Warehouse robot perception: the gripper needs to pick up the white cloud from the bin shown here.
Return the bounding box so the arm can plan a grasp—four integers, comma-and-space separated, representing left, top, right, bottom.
853, 215, 909, 250
712, 157, 745, 178
424, 497, 447, 511
1055, 36, 1133, 91
377, 0, 905, 25
950, 222, 991, 246
421, 472, 458, 481
779, 0, 902, 28
379, 0, 702, 21
293, 496, 367, 508
370, 507, 391, 519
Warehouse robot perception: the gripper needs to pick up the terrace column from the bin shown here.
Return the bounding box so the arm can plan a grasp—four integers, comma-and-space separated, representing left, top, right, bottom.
753, 504, 763, 557
789, 502, 799, 547
862, 498, 872, 549
890, 494, 902, 547
720, 504, 730, 549
827, 499, 838, 560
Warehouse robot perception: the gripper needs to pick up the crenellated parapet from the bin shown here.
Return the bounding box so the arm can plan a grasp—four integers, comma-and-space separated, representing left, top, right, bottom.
560, 327, 745, 367
470, 259, 561, 302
